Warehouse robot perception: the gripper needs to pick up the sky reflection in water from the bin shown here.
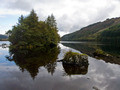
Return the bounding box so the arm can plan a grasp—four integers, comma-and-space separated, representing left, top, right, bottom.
0, 41, 120, 90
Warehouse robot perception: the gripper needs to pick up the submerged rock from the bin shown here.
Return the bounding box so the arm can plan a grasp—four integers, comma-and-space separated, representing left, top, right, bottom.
63, 51, 88, 66
62, 62, 88, 75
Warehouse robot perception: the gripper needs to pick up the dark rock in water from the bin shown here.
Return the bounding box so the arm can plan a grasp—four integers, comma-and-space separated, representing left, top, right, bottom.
93, 52, 106, 57
62, 51, 89, 75
93, 49, 111, 58
62, 62, 88, 75
63, 51, 88, 66
117, 56, 120, 58
93, 49, 105, 57
93, 86, 99, 90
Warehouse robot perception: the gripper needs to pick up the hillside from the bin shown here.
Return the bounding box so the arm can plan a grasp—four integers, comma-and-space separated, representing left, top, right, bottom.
98, 23, 120, 43
0, 34, 8, 40
61, 17, 120, 41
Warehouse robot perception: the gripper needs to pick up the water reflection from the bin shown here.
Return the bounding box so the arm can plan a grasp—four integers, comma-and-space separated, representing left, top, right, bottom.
61, 42, 120, 65
1, 41, 120, 90
62, 63, 88, 75
6, 47, 60, 79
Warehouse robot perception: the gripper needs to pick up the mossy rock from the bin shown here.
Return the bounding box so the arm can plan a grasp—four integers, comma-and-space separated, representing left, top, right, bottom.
93, 49, 111, 57
63, 51, 88, 66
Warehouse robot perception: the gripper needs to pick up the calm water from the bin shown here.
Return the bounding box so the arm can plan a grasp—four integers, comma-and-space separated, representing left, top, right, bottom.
0, 41, 120, 90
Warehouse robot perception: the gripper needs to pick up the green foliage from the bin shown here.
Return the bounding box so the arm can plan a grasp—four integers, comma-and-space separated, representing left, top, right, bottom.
98, 24, 120, 43
63, 50, 87, 61
95, 49, 104, 55
8, 9, 60, 48
6, 30, 12, 37
45, 14, 57, 29
64, 51, 80, 61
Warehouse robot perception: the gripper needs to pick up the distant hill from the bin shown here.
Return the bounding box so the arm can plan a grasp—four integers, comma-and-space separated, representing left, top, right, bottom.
61, 17, 120, 42
0, 34, 8, 40
98, 23, 120, 43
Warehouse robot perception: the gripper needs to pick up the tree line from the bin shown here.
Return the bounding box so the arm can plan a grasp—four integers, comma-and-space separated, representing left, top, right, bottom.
97, 24, 120, 43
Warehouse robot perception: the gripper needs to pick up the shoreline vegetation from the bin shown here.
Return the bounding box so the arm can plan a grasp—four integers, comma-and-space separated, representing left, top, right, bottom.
0, 39, 8, 41
0, 34, 8, 41
6, 9, 60, 49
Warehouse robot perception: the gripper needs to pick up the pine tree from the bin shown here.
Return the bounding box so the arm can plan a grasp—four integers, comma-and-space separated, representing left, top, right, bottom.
45, 14, 57, 29
24, 9, 39, 29
18, 15, 24, 25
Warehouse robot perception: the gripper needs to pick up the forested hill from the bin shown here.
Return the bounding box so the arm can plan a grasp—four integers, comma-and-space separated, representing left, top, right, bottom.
0, 34, 8, 40
61, 17, 120, 42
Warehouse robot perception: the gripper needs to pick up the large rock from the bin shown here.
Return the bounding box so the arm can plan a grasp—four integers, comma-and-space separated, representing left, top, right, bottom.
63, 51, 88, 66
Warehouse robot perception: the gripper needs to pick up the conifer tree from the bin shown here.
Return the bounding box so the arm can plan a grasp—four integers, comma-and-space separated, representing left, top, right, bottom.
45, 14, 57, 29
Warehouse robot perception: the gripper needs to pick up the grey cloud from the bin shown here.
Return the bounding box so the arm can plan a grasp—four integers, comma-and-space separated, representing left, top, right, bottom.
35, 0, 62, 3
58, 2, 117, 34
115, 0, 120, 1
89, 5, 116, 23
7, 0, 33, 11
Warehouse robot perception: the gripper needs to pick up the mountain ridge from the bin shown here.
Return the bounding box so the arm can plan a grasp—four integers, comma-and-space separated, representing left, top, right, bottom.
61, 17, 120, 41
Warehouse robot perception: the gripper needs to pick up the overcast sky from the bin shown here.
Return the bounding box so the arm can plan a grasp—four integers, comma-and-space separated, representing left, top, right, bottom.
0, 0, 120, 36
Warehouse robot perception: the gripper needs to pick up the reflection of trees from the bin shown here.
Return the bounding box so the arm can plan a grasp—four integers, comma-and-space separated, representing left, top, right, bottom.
62, 43, 95, 56
45, 63, 56, 75
62, 42, 120, 65
99, 44, 120, 56
6, 47, 60, 79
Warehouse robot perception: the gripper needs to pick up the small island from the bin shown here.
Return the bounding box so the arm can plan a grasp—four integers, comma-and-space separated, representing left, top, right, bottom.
6, 10, 60, 49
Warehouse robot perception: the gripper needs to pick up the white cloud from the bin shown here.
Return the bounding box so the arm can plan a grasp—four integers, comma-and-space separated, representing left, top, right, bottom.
0, 0, 120, 36
0, 9, 29, 16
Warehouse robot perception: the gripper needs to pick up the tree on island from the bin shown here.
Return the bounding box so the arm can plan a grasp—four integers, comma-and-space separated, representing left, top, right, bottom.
6, 10, 60, 48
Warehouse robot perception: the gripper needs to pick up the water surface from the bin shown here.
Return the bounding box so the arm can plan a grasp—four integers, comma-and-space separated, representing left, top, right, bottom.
0, 41, 120, 90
